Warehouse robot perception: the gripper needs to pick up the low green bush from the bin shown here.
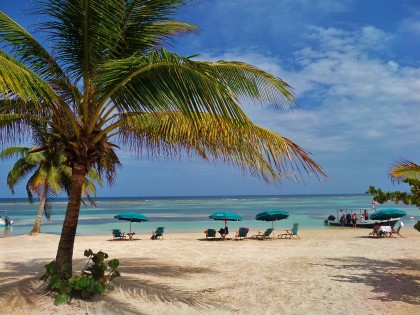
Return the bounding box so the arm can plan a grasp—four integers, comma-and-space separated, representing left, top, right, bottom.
40, 249, 120, 305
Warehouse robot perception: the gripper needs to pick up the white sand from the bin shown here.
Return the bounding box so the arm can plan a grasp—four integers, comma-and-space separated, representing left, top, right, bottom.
0, 228, 419, 314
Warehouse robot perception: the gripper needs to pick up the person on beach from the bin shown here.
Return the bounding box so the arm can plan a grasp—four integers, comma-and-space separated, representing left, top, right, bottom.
218, 226, 229, 238
346, 213, 351, 225
370, 223, 381, 237
339, 214, 346, 226
363, 209, 368, 220
352, 213, 357, 227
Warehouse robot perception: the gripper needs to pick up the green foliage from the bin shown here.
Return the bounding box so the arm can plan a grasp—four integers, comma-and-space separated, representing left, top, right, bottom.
367, 178, 420, 208
40, 249, 120, 305
367, 178, 420, 233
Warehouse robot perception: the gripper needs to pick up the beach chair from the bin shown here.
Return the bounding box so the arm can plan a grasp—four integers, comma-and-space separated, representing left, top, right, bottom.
204, 229, 216, 239
151, 227, 165, 240
112, 229, 126, 241
278, 223, 300, 239
251, 228, 274, 240
235, 227, 249, 240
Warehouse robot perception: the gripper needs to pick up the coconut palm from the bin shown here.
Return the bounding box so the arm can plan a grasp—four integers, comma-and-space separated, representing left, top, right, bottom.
0, 144, 102, 235
0, 0, 327, 273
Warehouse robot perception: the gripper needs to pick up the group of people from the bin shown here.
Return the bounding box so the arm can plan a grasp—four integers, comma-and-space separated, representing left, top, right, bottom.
339, 210, 370, 227
339, 212, 358, 227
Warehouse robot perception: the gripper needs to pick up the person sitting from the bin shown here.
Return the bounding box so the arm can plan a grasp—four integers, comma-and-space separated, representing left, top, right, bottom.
370, 223, 381, 237
218, 226, 229, 238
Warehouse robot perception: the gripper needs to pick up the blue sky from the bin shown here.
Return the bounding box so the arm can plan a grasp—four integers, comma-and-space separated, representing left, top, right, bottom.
1, 0, 419, 197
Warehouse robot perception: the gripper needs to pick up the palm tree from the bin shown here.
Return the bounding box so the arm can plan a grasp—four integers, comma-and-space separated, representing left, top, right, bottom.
0, 145, 102, 235
0, 1, 327, 273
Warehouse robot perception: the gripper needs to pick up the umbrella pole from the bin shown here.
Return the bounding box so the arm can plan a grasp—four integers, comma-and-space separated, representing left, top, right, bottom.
130, 221, 132, 233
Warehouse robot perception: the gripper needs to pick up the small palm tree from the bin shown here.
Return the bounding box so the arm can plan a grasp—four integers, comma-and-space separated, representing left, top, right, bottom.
0, 145, 102, 235
0, 1, 328, 272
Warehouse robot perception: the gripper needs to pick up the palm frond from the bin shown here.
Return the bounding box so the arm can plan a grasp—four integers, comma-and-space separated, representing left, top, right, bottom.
36, 0, 126, 82
0, 50, 61, 107
207, 60, 295, 109
389, 159, 420, 182
114, 0, 195, 56
0, 11, 79, 104
96, 49, 250, 126
119, 112, 327, 183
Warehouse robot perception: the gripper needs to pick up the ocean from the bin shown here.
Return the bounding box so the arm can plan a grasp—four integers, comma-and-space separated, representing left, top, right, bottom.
1, 194, 418, 237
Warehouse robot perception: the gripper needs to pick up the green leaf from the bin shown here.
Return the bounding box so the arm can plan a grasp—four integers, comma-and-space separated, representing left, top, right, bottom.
54, 293, 71, 305
108, 258, 119, 269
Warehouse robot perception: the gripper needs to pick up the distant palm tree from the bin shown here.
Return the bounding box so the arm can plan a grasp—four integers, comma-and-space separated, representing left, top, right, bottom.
0, 1, 327, 273
0, 144, 102, 235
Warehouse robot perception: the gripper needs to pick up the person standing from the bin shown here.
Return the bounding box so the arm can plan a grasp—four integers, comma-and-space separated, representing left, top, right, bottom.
340, 214, 346, 226
346, 213, 352, 226
352, 212, 357, 227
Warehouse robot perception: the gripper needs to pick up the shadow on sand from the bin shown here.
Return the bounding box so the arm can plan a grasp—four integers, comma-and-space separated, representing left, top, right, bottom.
0, 256, 218, 314
316, 257, 420, 305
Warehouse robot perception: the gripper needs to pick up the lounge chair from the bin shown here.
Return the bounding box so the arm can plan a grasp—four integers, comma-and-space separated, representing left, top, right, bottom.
278, 223, 300, 239
151, 227, 165, 240
204, 228, 216, 239
251, 228, 274, 240
112, 229, 126, 241
235, 227, 249, 240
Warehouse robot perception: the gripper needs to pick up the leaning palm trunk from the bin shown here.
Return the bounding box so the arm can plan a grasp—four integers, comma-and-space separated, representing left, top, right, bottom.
55, 163, 87, 271
29, 184, 48, 235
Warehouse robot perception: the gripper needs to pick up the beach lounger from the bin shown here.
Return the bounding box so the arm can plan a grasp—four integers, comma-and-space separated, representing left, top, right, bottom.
235, 227, 249, 240
151, 227, 165, 240
278, 223, 300, 239
251, 228, 274, 240
204, 228, 216, 239
112, 229, 127, 241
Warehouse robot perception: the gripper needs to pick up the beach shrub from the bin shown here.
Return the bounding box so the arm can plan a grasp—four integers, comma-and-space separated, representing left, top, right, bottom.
40, 249, 120, 305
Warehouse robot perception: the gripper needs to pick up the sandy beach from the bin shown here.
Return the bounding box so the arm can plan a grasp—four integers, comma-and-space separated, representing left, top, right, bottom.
0, 228, 419, 315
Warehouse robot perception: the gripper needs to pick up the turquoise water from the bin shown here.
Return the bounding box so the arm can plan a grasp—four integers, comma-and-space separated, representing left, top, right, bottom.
0, 194, 418, 237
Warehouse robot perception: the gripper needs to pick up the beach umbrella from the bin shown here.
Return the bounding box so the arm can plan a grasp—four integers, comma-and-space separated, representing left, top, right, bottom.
209, 211, 243, 228
114, 212, 149, 233
255, 209, 289, 228
370, 208, 407, 221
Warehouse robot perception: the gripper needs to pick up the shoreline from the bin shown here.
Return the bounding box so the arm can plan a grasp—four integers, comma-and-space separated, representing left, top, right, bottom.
1, 229, 419, 314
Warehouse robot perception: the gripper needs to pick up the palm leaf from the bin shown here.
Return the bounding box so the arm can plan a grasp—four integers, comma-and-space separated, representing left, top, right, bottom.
120, 112, 327, 183
0, 11, 79, 104
389, 159, 420, 181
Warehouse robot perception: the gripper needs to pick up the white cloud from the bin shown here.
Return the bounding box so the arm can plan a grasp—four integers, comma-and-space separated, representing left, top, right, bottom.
195, 24, 420, 160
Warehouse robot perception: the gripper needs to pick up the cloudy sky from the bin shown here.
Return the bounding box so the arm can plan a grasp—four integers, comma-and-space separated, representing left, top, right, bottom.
1, 0, 419, 197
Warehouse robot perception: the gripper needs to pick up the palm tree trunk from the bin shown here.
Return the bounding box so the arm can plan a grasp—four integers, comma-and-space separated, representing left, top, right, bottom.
55, 162, 87, 274
29, 185, 48, 235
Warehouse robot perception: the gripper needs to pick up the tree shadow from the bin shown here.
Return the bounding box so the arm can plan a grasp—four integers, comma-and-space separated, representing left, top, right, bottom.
0, 256, 218, 313
317, 257, 420, 305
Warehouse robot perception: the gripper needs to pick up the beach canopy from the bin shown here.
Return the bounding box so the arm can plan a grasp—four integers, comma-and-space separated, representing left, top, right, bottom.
369, 208, 407, 221
255, 209, 289, 228
209, 211, 243, 228
209, 211, 243, 221
114, 212, 149, 232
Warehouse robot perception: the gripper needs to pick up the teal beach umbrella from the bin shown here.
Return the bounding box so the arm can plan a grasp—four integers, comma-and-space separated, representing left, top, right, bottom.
114, 212, 149, 232
370, 209, 407, 221
256, 209, 289, 228
209, 211, 243, 228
